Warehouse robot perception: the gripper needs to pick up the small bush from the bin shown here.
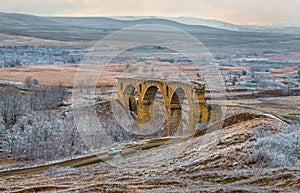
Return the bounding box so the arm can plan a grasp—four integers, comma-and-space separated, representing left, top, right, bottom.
249, 124, 300, 168
231, 75, 238, 85
242, 70, 247, 76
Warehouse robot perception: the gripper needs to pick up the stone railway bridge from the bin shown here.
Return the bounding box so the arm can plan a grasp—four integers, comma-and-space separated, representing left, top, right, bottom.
117, 77, 213, 136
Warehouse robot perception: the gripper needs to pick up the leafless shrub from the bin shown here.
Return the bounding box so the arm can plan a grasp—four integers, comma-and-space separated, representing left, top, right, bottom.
249, 123, 300, 168
24, 76, 39, 88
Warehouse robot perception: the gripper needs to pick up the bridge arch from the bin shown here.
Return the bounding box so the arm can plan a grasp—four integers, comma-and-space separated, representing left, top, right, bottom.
169, 87, 189, 135
138, 85, 168, 125
123, 84, 138, 115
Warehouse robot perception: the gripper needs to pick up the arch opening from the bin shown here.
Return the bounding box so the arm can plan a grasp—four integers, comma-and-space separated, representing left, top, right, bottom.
123, 84, 138, 119
170, 87, 189, 135
139, 85, 166, 135
129, 90, 138, 118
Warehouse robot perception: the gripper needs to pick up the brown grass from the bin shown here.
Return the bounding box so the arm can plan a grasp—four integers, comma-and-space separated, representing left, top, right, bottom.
0, 64, 79, 87
0, 62, 215, 88
271, 65, 298, 74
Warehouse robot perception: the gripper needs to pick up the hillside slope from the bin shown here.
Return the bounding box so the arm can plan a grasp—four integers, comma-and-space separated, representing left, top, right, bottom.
0, 12, 234, 41
1, 113, 299, 192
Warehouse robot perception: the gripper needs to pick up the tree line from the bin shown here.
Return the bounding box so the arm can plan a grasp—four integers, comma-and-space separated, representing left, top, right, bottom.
0, 80, 87, 162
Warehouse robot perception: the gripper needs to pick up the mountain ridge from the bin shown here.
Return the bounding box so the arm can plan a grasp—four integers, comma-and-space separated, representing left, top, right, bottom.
0, 12, 299, 43
0, 12, 239, 41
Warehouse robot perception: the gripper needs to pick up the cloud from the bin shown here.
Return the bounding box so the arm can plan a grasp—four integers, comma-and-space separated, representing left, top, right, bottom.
0, 0, 299, 26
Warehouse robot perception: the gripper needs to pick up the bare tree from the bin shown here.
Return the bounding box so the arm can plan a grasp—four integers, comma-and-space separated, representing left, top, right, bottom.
29, 83, 67, 110
231, 75, 238, 86
0, 87, 23, 127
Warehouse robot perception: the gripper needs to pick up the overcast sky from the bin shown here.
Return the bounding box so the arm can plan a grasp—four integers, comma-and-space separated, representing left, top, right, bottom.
1, 0, 299, 26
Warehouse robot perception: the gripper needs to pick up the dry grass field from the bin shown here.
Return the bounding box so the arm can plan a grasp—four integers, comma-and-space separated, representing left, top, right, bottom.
0, 64, 79, 87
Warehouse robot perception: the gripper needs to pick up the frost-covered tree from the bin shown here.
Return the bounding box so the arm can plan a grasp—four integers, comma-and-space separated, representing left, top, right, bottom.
0, 83, 84, 162
0, 87, 23, 126
28, 83, 67, 110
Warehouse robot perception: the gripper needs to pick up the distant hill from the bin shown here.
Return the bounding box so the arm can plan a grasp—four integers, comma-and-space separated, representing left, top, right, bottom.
1, 12, 299, 42
1, 12, 300, 58
111, 16, 300, 34
110, 16, 249, 32
0, 12, 235, 41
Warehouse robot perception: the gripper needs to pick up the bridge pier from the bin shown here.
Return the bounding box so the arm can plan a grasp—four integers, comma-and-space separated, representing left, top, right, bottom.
137, 100, 152, 124
169, 104, 183, 135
